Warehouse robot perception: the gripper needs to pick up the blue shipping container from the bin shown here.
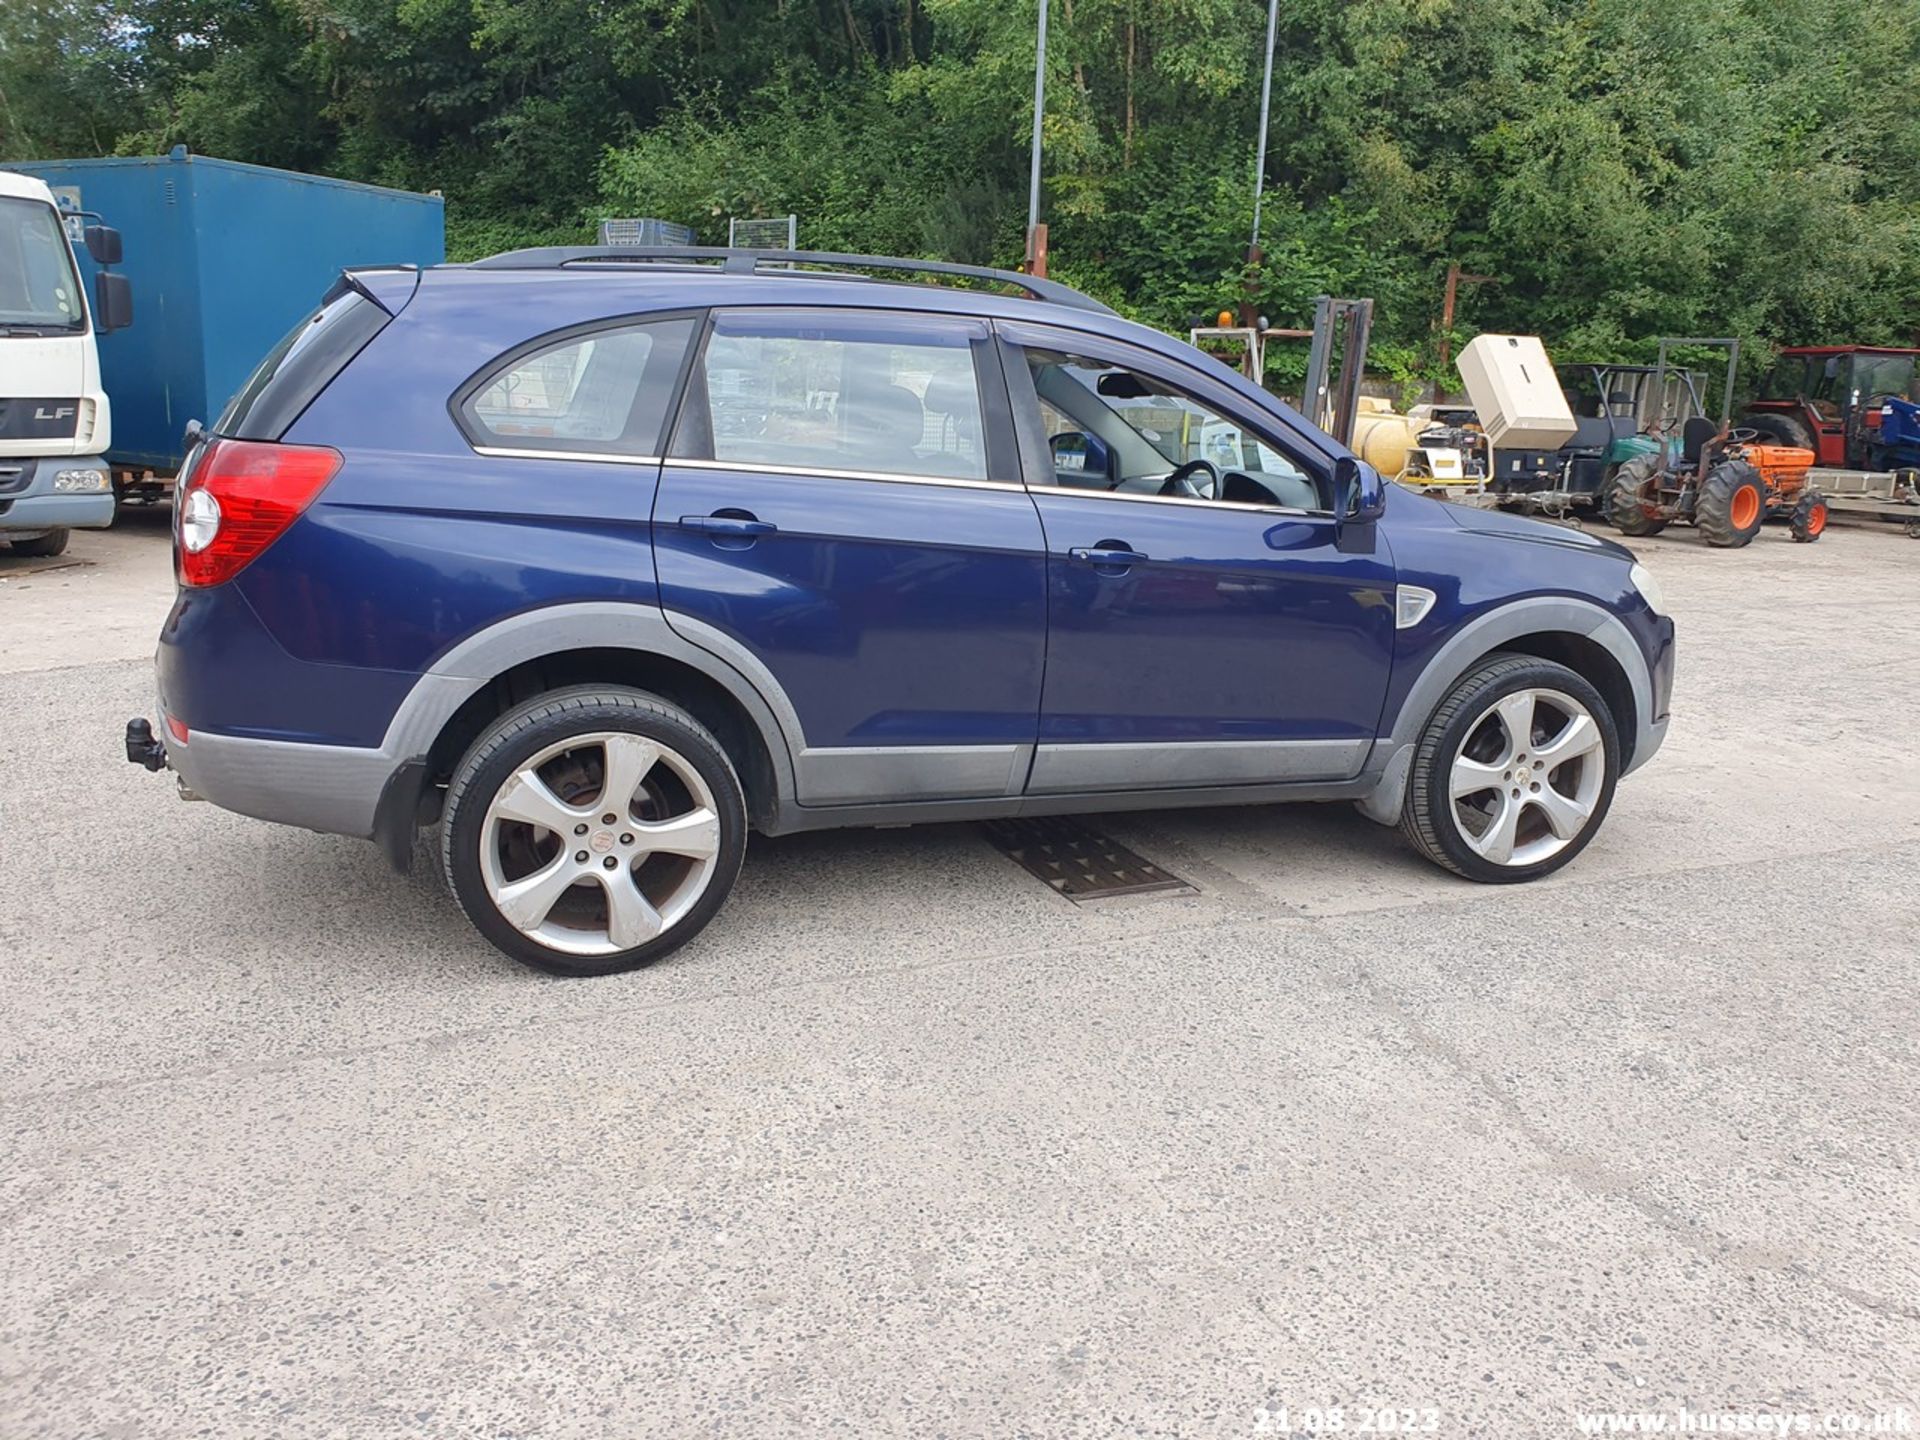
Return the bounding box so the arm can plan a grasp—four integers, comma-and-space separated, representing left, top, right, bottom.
6, 147, 444, 470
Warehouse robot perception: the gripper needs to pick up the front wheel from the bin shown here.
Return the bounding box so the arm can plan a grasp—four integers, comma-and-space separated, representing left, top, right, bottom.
1790, 490, 1829, 543
440, 687, 748, 976
1695, 459, 1768, 548
1607, 454, 1669, 537
1400, 655, 1620, 883
8, 529, 70, 558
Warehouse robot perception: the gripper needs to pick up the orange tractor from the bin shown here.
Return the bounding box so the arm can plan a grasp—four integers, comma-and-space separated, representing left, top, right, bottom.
1606, 339, 1830, 547
1608, 420, 1828, 545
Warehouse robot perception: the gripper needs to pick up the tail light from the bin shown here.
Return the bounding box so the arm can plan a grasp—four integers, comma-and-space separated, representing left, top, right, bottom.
177, 439, 341, 588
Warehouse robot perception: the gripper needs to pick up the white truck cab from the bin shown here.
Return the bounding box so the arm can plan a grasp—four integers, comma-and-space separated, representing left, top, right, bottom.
0, 169, 124, 556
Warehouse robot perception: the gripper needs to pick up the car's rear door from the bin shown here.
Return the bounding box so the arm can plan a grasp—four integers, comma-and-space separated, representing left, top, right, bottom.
653, 306, 1048, 807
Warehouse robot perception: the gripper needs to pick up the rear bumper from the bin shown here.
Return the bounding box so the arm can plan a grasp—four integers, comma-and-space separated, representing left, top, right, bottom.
0, 458, 114, 531
164, 721, 395, 839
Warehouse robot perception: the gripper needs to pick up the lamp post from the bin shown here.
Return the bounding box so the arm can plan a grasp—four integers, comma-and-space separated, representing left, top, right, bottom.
1026, 0, 1050, 277
1244, 0, 1279, 323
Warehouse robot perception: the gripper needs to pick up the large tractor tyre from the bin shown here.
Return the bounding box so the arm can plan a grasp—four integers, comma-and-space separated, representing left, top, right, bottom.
1790, 490, 1830, 543
1742, 411, 1817, 453
1695, 460, 1769, 548
1606, 454, 1668, 537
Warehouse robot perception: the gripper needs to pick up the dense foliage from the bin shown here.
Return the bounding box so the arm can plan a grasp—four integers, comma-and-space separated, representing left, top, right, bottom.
4, 0, 1917, 378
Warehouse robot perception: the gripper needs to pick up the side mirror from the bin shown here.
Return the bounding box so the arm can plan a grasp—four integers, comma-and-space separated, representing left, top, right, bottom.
83, 224, 123, 266
1049, 430, 1114, 488
94, 271, 133, 332
1331, 455, 1386, 540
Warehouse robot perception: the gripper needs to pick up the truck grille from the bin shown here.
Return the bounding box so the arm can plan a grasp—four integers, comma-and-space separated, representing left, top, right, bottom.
0, 399, 81, 441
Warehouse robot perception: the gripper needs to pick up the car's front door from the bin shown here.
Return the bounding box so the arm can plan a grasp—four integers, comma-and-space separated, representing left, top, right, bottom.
998, 320, 1397, 795
654, 307, 1047, 807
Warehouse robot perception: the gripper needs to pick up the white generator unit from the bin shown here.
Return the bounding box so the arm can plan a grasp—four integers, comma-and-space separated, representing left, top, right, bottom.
1457, 333, 1576, 451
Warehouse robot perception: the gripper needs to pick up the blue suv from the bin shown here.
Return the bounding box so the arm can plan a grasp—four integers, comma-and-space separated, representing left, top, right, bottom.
128, 248, 1674, 976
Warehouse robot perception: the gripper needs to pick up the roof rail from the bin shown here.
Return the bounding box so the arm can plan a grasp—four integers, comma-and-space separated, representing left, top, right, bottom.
466, 245, 1116, 316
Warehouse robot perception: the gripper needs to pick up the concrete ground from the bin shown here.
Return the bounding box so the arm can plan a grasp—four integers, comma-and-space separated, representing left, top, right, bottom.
2, 506, 1916, 1438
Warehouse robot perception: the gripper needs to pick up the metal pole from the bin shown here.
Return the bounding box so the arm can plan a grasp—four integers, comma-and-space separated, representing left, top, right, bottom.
1304, 295, 1333, 432
1026, 0, 1049, 267
1437, 262, 1461, 392
1250, 0, 1279, 250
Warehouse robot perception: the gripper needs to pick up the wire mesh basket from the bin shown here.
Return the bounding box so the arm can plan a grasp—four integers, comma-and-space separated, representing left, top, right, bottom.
728, 215, 798, 251
598, 217, 695, 247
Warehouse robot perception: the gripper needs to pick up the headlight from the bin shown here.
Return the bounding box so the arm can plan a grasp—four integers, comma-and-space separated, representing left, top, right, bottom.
52, 468, 109, 493
1629, 562, 1668, 616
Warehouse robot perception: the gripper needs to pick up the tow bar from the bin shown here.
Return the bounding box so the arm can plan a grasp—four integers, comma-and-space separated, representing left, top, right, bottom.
125, 717, 167, 771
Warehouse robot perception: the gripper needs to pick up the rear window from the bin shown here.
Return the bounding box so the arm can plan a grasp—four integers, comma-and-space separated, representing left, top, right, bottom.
216, 285, 389, 440
456, 316, 696, 457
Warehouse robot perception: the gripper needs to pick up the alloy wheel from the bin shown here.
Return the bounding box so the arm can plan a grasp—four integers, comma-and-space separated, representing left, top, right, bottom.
479, 730, 724, 957
1447, 688, 1607, 867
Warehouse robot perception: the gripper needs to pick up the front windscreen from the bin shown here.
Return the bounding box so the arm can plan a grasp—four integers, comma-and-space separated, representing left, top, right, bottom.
0, 196, 85, 331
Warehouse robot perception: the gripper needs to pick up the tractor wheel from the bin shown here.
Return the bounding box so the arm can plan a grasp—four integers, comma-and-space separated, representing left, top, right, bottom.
1742, 412, 1817, 453
1695, 459, 1769, 548
1606, 454, 1668, 537
1790, 490, 1829, 543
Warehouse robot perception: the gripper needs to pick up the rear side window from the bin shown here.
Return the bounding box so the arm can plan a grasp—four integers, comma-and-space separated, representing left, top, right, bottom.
218, 286, 389, 440
673, 309, 991, 480
459, 316, 695, 456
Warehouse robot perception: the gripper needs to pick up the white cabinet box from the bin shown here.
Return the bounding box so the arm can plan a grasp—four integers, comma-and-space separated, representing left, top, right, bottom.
1457, 334, 1576, 451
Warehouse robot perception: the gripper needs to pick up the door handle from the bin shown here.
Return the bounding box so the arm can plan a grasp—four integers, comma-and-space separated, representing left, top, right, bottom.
1069, 545, 1149, 567
682, 513, 776, 538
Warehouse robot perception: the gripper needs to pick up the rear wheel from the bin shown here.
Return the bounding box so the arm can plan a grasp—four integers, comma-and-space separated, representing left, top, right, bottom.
1606, 454, 1669, 537
1400, 654, 1620, 883
1695, 459, 1768, 548
1742, 411, 1817, 453
1790, 490, 1829, 543
8, 529, 70, 558
441, 686, 747, 976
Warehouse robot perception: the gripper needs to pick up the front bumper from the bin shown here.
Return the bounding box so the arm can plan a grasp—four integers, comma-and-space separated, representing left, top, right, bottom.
1622, 613, 1675, 776
0, 457, 114, 532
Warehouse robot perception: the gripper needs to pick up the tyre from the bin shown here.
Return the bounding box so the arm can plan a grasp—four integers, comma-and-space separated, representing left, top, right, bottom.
1606, 454, 1669, 537
1694, 459, 1768, 548
1400, 654, 1620, 883
440, 686, 747, 976
9, 529, 70, 558
1741, 411, 1817, 453
1789, 490, 1829, 543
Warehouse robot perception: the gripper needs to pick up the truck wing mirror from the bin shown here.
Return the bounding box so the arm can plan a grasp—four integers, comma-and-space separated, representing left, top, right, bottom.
94, 271, 133, 332
83, 223, 123, 266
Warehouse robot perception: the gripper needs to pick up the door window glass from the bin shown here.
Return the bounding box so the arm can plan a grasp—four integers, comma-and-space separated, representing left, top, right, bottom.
0, 197, 83, 329
685, 310, 988, 480
1853, 353, 1918, 403
463, 317, 694, 453
1024, 347, 1325, 510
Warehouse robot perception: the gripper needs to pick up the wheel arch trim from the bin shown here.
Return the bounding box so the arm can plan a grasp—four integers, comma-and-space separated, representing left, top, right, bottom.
1355, 595, 1660, 825
381, 602, 802, 798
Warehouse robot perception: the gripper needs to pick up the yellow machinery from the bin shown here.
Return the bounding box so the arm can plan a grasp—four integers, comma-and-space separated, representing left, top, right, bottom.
1351, 398, 1485, 489
1351, 400, 1419, 475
